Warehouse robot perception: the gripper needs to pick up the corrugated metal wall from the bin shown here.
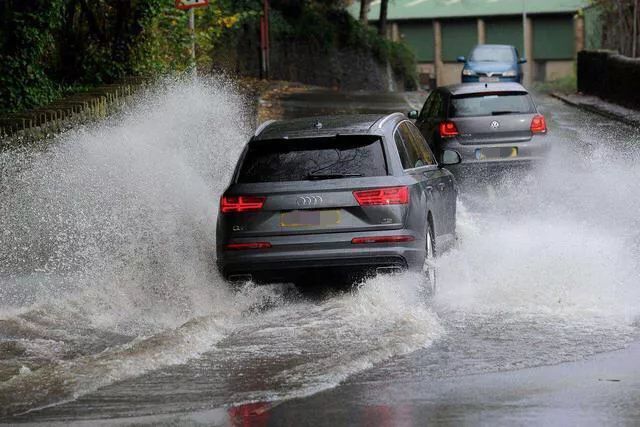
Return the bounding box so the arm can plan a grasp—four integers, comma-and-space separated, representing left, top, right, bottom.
441, 20, 477, 61
533, 15, 575, 59
398, 21, 434, 62
584, 7, 602, 50
485, 17, 524, 56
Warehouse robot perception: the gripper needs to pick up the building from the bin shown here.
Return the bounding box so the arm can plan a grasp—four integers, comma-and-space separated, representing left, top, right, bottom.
353, 0, 591, 87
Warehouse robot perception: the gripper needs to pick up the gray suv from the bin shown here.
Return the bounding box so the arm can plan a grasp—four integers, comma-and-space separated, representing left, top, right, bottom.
216, 114, 460, 288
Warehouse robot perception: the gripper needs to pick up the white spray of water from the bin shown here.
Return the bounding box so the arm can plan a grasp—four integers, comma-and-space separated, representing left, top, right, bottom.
436, 119, 640, 325
0, 79, 442, 416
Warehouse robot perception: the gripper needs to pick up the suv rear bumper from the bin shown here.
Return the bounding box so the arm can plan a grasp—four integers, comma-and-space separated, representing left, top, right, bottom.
217, 232, 425, 283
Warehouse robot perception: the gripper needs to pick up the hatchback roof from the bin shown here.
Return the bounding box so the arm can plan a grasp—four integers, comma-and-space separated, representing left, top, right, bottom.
254, 114, 389, 140
473, 44, 514, 49
443, 82, 528, 96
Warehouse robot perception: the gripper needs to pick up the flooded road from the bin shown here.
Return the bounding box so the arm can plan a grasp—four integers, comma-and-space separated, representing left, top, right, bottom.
1, 81, 640, 425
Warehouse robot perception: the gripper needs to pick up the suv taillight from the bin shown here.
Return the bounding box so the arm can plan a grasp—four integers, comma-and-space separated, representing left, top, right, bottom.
353, 186, 409, 206
530, 115, 547, 134
220, 196, 266, 213
439, 121, 459, 138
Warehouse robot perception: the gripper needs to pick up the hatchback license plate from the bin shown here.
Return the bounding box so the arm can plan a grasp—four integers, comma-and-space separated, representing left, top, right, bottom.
475, 147, 518, 160
281, 210, 341, 227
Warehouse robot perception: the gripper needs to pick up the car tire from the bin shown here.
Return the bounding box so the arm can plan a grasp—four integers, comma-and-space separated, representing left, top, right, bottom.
423, 219, 437, 295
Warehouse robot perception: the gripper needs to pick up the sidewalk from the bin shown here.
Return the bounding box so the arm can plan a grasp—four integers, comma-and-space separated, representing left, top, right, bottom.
551, 92, 640, 127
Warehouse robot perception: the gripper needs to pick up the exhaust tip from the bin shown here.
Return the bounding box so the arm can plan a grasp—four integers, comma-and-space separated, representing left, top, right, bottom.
376, 266, 403, 275
228, 274, 253, 282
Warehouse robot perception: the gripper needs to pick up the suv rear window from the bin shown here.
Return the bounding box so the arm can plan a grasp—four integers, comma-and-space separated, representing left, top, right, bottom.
237, 136, 388, 183
449, 92, 535, 118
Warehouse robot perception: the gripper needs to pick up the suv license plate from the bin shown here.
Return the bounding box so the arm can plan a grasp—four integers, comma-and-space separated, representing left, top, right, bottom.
281, 210, 340, 227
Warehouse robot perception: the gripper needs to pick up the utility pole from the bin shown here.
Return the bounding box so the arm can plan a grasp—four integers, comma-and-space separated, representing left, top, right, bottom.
359, 0, 370, 26
189, 7, 196, 76
260, 0, 270, 79
378, 0, 389, 37
634, 0, 638, 57
175, 1, 209, 76
522, 0, 527, 57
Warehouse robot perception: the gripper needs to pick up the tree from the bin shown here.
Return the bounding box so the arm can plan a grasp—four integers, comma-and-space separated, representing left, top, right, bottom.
377, 0, 388, 37
359, 0, 369, 25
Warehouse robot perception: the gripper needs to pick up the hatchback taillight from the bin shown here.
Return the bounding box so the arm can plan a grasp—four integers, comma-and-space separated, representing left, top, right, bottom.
220, 196, 266, 213
439, 121, 459, 138
530, 115, 547, 134
353, 186, 409, 206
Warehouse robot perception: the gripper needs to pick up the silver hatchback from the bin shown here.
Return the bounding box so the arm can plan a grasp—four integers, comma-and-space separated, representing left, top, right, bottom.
410, 83, 550, 166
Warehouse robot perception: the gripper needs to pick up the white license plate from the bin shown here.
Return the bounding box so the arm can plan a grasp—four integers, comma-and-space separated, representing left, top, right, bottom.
280, 210, 340, 228
479, 77, 500, 83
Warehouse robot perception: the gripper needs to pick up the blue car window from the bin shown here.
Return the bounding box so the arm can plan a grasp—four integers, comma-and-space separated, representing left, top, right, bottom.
470, 46, 516, 63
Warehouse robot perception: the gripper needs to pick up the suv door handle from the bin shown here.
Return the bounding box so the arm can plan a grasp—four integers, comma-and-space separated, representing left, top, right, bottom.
438, 183, 446, 191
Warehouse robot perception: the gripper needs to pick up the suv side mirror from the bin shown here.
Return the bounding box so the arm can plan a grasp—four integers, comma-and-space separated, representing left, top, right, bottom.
440, 149, 462, 167
407, 110, 419, 120
518, 57, 527, 64
456, 56, 466, 63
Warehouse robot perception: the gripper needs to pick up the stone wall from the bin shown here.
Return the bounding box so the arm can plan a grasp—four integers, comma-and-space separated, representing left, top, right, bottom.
212, 27, 408, 91
578, 50, 640, 109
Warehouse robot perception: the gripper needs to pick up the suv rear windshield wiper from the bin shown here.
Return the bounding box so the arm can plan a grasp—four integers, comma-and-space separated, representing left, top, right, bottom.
491, 110, 520, 116
305, 173, 363, 180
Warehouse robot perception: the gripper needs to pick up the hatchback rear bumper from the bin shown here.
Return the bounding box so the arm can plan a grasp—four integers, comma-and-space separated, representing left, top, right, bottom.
442, 137, 550, 165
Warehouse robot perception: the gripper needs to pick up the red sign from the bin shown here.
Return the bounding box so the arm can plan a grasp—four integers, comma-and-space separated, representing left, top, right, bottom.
175, 0, 209, 10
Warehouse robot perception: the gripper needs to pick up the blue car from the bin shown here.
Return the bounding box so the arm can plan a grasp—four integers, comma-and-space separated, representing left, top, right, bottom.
458, 44, 527, 84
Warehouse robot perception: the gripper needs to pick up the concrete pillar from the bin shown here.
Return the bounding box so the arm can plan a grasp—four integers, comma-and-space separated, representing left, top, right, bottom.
524, 16, 534, 85
575, 14, 585, 55
390, 22, 400, 42
434, 20, 443, 86
477, 18, 486, 44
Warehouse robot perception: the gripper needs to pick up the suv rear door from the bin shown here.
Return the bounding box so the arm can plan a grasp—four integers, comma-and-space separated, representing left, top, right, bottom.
394, 121, 453, 239
220, 135, 408, 238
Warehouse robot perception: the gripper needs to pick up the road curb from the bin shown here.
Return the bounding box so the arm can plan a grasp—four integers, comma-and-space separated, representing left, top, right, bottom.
550, 92, 640, 128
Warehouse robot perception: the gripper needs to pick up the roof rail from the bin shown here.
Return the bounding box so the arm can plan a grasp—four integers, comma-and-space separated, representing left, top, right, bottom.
376, 112, 405, 129
254, 120, 276, 137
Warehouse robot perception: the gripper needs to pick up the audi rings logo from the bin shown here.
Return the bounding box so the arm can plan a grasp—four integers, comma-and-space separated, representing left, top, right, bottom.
296, 195, 323, 207
490, 120, 500, 129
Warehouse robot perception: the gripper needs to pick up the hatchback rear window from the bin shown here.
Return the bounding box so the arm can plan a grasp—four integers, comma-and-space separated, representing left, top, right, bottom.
449, 92, 535, 118
237, 136, 388, 183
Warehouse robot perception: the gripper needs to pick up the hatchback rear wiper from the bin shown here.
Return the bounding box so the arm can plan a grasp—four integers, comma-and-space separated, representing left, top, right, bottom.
306, 173, 363, 180
491, 110, 519, 116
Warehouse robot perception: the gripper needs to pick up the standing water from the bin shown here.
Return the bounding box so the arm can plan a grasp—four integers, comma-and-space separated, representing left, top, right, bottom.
0, 80, 639, 420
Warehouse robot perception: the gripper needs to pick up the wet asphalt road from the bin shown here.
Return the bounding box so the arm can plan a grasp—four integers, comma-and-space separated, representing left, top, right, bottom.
2, 87, 640, 426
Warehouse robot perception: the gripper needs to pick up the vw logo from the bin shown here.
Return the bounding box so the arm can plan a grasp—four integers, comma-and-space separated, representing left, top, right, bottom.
490, 120, 500, 129
296, 195, 323, 207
